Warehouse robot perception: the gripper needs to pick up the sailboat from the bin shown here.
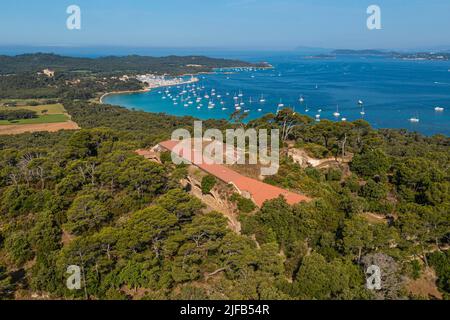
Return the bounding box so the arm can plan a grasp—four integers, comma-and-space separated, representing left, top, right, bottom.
434, 106, 444, 112
358, 100, 364, 106
299, 96, 305, 103
333, 105, 341, 118
409, 111, 420, 123
259, 94, 266, 103
360, 105, 366, 116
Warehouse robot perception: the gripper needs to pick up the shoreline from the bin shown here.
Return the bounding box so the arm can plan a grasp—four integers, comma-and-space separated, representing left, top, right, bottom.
100, 64, 272, 104
99, 77, 200, 104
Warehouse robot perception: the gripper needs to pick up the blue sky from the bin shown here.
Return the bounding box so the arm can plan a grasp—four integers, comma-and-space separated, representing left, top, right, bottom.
0, 0, 449, 50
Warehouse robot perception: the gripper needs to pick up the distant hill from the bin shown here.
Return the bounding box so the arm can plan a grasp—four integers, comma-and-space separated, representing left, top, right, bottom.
0, 53, 269, 75
332, 49, 390, 56
330, 49, 449, 61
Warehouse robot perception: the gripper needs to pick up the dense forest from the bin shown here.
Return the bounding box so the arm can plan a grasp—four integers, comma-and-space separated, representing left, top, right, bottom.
0, 54, 267, 100
0, 100, 448, 300
0, 53, 267, 75
0, 55, 448, 300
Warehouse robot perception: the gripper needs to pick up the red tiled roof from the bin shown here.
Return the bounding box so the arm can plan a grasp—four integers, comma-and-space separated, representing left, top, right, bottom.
158, 140, 310, 207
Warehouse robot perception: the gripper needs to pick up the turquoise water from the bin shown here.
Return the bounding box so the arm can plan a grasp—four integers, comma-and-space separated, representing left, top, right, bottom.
104, 55, 450, 136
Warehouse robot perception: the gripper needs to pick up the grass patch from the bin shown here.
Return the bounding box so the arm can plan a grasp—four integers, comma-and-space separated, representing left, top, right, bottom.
0, 114, 69, 125
0, 103, 65, 115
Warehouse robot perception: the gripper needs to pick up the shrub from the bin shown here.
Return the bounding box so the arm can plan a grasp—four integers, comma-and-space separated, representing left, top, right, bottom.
0, 109, 38, 121
428, 251, 450, 295
230, 193, 256, 213
326, 168, 343, 181
201, 175, 216, 194
159, 151, 172, 164
303, 143, 330, 159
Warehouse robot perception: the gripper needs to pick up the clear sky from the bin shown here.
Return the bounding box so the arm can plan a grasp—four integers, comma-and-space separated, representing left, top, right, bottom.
0, 0, 449, 50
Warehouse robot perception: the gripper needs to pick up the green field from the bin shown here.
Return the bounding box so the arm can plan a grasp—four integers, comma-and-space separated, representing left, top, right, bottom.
0, 114, 69, 125
0, 103, 69, 125
0, 103, 66, 115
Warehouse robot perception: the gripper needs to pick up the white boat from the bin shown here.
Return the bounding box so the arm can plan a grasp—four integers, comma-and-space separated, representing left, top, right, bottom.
222, 107, 227, 111
358, 100, 364, 106
244, 109, 250, 113
409, 117, 420, 123
238, 91, 243, 98
333, 105, 341, 118
257, 108, 262, 112
360, 106, 366, 116
299, 96, 305, 103
341, 118, 347, 122
434, 107, 444, 112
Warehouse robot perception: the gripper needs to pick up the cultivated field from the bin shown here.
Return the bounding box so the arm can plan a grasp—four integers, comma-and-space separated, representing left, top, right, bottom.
0, 102, 79, 135
0, 120, 80, 135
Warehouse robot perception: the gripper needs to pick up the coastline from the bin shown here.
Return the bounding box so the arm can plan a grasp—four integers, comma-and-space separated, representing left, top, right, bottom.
99, 77, 200, 104
100, 64, 272, 104
99, 88, 151, 104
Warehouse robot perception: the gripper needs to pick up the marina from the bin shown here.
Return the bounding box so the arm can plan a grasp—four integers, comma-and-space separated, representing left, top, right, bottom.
103, 55, 450, 136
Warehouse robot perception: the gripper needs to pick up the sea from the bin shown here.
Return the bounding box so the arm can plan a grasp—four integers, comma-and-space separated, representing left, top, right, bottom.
102, 53, 450, 136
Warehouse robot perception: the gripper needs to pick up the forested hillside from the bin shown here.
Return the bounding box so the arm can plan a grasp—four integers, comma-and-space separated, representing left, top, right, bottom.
0, 100, 448, 300
0, 53, 267, 75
